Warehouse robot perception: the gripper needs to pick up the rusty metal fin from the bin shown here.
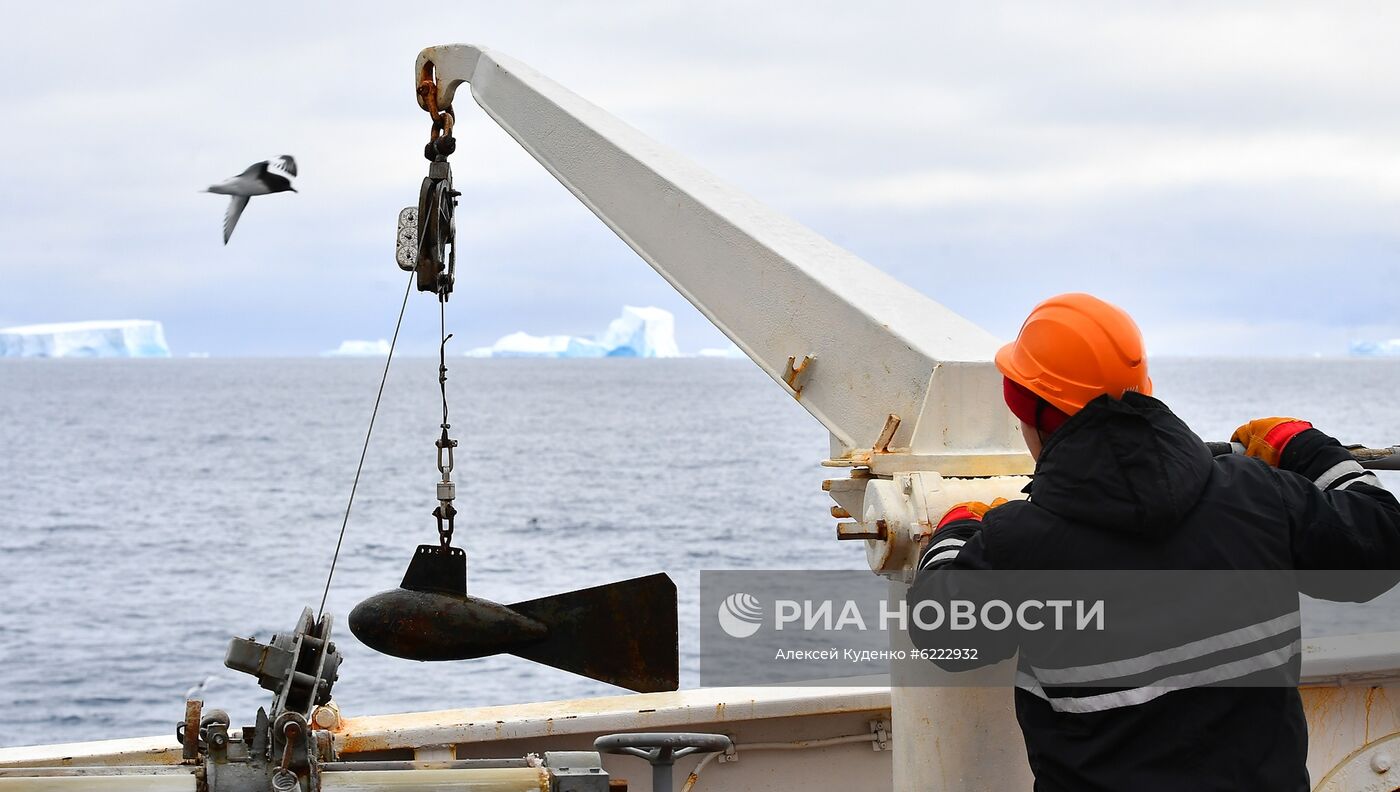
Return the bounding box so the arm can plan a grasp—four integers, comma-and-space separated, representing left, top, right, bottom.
510, 573, 679, 693
400, 544, 466, 595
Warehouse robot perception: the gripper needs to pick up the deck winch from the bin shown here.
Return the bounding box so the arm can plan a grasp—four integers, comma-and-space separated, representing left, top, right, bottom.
169, 609, 614, 792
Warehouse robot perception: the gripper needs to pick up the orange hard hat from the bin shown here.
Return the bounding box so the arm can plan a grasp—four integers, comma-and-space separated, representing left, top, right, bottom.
994, 293, 1151, 416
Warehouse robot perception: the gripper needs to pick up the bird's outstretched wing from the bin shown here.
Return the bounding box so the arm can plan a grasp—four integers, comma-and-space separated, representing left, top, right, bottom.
223, 195, 250, 244
274, 155, 297, 177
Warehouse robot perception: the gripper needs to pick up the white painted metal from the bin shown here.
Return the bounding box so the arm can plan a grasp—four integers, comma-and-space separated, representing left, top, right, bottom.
0, 777, 193, 791
0, 734, 183, 768
332, 685, 890, 753
1304, 683, 1400, 787
332, 685, 891, 792
1314, 730, 1400, 792
413, 745, 456, 762
860, 473, 1030, 579
1303, 631, 1400, 686
416, 44, 1029, 472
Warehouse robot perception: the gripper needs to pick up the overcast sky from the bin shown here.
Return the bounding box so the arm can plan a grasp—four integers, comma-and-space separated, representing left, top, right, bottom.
2, 1, 1398, 356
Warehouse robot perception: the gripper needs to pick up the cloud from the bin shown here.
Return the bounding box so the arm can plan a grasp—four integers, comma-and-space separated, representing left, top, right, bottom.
1, 1, 1399, 355
837, 132, 1400, 211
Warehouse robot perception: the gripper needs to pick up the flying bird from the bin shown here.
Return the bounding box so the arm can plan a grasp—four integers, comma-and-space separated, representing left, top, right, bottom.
206, 155, 298, 244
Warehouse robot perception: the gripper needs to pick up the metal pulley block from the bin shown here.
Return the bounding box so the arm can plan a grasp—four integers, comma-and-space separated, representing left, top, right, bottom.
415, 158, 457, 296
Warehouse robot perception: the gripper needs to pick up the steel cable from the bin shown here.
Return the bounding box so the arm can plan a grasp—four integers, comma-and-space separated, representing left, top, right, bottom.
317, 270, 415, 619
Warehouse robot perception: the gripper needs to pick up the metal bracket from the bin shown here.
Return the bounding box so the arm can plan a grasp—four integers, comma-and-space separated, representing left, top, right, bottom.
870, 718, 891, 752
873, 414, 901, 453
782, 354, 814, 396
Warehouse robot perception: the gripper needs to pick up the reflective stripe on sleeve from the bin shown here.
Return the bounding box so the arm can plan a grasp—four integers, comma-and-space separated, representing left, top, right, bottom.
1334, 472, 1382, 491
919, 548, 963, 570
1029, 612, 1300, 685
917, 538, 966, 571
1017, 639, 1301, 714
1314, 459, 1365, 491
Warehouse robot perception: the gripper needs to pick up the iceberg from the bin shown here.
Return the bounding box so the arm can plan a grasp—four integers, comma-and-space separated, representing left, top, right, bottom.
468, 306, 681, 359
466, 332, 607, 359
595, 306, 681, 358
324, 339, 392, 357
1351, 340, 1400, 357
696, 343, 747, 359
0, 320, 170, 358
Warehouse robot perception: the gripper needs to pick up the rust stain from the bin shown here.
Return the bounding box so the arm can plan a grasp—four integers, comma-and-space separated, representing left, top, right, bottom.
337, 732, 387, 755
1364, 686, 1381, 744
874, 414, 901, 453
783, 354, 813, 398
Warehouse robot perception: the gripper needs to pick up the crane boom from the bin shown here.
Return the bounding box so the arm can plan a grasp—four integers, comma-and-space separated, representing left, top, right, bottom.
418, 44, 1029, 475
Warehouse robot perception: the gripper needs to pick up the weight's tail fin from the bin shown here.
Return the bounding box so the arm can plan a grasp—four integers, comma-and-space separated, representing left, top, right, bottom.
510, 573, 678, 693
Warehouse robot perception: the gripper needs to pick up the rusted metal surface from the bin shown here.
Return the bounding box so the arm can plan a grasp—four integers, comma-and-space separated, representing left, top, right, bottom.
350, 587, 547, 661
781, 355, 813, 397
1313, 729, 1400, 791
1303, 684, 1400, 785
416, 61, 456, 144
836, 521, 886, 541
510, 573, 678, 693
312, 704, 341, 732
180, 700, 201, 763
873, 414, 901, 454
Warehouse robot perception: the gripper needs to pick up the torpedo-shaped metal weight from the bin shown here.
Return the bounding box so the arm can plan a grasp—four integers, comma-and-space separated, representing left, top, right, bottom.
349, 545, 679, 692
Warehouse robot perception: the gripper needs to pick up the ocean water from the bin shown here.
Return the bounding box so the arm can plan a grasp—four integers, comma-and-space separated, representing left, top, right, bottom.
1, 357, 1399, 748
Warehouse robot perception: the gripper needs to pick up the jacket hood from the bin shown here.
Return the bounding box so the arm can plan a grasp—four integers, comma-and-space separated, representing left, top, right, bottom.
1026, 392, 1213, 534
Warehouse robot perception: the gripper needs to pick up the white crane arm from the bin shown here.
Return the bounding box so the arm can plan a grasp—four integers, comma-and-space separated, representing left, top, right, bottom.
418, 44, 1029, 475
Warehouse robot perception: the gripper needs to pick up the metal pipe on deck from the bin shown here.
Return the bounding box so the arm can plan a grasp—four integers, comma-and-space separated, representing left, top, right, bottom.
320, 768, 547, 791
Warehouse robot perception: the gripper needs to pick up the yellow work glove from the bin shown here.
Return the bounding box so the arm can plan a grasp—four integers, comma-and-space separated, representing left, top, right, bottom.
935, 498, 1010, 530
1231, 417, 1313, 468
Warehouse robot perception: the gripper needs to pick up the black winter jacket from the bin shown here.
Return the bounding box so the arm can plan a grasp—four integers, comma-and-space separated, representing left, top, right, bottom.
910, 392, 1400, 791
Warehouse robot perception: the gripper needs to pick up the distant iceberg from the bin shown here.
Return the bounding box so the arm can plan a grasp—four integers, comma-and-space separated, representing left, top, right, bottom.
324, 339, 391, 357
595, 306, 681, 358
0, 320, 170, 358
466, 332, 608, 359
696, 343, 747, 360
468, 306, 682, 359
1351, 340, 1400, 357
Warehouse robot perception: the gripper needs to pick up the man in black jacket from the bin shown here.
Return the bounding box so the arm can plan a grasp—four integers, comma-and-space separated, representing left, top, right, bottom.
910, 293, 1400, 791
